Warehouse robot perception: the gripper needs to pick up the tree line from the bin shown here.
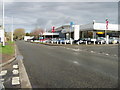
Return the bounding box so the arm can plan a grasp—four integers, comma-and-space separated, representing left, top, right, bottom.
13, 28, 44, 40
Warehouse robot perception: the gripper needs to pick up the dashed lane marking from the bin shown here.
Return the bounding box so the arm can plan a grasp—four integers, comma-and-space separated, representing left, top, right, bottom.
13, 65, 19, 69
0, 79, 4, 83
12, 77, 20, 85
12, 70, 19, 75
73, 61, 79, 65
0, 70, 7, 76
105, 53, 109, 56
72, 49, 80, 52
90, 51, 95, 53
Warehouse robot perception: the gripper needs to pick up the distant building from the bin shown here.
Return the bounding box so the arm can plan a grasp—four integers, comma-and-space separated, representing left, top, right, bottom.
0, 25, 4, 43
48, 21, 119, 40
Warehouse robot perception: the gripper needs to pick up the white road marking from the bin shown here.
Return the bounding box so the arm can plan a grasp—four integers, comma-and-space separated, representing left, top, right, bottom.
72, 49, 79, 52
13, 65, 19, 69
0, 70, 7, 76
105, 53, 109, 56
0, 79, 4, 83
79, 49, 82, 51
66, 48, 70, 50
12, 70, 19, 75
90, 51, 94, 53
73, 61, 79, 65
12, 77, 20, 85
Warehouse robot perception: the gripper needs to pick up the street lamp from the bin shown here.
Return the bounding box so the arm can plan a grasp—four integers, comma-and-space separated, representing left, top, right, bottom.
2, 0, 5, 46
11, 17, 14, 42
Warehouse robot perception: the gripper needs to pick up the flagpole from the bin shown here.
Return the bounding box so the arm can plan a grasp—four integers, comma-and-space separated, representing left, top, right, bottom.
105, 18, 108, 44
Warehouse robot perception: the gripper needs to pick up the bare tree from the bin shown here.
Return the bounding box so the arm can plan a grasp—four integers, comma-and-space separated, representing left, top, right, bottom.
30, 28, 44, 39
14, 28, 25, 40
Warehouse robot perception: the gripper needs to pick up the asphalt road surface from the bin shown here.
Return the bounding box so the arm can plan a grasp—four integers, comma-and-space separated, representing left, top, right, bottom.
16, 41, 118, 88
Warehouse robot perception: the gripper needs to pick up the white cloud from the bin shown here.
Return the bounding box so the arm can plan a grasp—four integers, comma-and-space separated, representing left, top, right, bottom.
4, 2, 118, 32
3, 0, 120, 2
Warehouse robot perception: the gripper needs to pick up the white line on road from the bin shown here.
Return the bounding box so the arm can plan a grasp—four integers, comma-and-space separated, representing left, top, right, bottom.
0, 79, 4, 83
90, 51, 95, 53
105, 53, 109, 56
0, 70, 7, 76
13, 65, 19, 69
72, 49, 79, 52
12, 77, 20, 85
12, 70, 19, 75
73, 61, 79, 65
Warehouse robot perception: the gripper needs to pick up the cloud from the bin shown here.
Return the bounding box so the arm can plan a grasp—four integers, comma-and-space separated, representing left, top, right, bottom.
3, 2, 118, 32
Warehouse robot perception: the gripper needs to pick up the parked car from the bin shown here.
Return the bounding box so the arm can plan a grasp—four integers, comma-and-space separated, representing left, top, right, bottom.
65, 38, 74, 44
109, 37, 118, 44
59, 38, 65, 44
74, 38, 92, 44
96, 37, 106, 44
51, 38, 58, 43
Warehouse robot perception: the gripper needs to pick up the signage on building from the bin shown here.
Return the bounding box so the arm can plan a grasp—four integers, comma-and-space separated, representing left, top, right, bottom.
52, 26, 55, 33
96, 32, 104, 34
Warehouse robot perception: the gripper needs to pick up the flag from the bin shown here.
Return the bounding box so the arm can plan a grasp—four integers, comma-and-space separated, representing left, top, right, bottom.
106, 19, 108, 30
52, 26, 55, 33
70, 22, 74, 27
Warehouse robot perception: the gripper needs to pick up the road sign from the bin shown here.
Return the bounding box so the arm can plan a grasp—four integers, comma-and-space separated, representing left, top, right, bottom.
52, 26, 55, 33
106, 19, 108, 30
70, 22, 74, 27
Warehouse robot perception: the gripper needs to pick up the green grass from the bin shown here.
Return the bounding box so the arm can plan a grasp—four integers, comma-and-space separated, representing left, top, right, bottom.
0, 41, 15, 55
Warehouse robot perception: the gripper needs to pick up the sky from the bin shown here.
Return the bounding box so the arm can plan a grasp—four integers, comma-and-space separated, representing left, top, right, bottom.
0, 0, 119, 32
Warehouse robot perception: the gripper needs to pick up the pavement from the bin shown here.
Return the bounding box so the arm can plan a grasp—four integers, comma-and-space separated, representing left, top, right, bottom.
16, 40, 118, 88
0, 43, 31, 89
0, 59, 21, 89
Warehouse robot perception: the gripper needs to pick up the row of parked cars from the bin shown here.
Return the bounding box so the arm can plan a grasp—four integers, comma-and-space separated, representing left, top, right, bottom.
74, 37, 120, 44
28, 37, 120, 44
40, 38, 73, 44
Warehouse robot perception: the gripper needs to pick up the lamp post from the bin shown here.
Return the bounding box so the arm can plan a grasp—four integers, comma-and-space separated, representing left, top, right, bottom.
2, 0, 5, 46
11, 17, 14, 42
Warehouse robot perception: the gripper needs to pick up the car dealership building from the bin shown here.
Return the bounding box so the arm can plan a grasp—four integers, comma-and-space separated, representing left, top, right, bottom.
53, 21, 119, 41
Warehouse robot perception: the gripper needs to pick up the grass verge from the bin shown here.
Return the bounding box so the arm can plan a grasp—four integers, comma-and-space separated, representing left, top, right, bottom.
0, 41, 15, 55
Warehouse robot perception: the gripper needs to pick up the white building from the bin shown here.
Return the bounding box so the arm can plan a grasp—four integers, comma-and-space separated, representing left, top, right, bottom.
24, 36, 34, 41
54, 22, 119, 40
0, 25, 4, 43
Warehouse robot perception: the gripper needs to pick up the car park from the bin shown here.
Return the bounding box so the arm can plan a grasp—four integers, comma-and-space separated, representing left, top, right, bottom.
75, 38, 92, 44
109, 37, 118, 44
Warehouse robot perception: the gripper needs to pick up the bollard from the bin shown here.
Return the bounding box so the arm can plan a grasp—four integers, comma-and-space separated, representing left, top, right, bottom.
77, 42, 79, 45
51, 41, 53, 44
70, 40, 72, 45
57, 41, 58, 44
101, 41, 103, 44
86, 41, 87, 45
60, 41, 62, 44
98, 42, 99, 44
65, 41, 66, 45
94, 41, 95, 45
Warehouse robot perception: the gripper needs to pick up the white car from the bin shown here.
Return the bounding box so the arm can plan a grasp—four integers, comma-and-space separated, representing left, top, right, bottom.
34, 40, 40, 42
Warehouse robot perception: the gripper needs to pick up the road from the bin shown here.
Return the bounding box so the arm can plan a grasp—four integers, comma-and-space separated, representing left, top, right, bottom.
16, 41, 118, 88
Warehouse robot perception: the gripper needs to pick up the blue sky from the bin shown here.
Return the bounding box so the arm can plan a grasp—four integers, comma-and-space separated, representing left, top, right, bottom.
0, 0, 118, 32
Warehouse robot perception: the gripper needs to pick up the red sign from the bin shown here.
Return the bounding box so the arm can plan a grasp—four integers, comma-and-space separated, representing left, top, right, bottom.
106, 19, 108, 29
52, 26, 55, 33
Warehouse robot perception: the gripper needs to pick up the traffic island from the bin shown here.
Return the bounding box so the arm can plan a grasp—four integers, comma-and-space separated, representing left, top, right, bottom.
0, 41, 16, 67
